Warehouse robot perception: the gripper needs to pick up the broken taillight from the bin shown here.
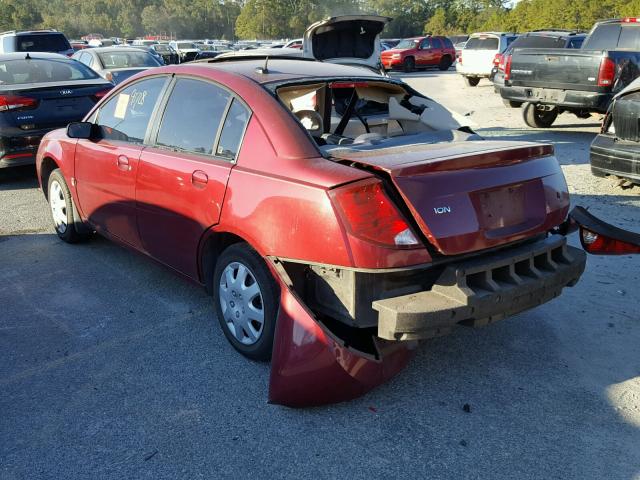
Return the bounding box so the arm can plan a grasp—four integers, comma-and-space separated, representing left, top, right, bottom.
330, 179, 419, 247
597, 57, 616, 87
493, 53, 502, 66
581, 228, 640, 254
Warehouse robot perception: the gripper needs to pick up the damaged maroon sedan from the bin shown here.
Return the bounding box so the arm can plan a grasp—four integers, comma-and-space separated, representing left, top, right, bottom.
35, 58, 640, 407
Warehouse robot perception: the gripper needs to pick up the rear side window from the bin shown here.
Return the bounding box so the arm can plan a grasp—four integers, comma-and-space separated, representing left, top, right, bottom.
14, 34, 71, 52
432, 38, 444, 49
97, 76, 166, 144
583, 24, 622, 50
0, 58, 99, 85
156, 78, 230, 156
567, 37, 584, 48
465, 36, 499, 50
216, 99, 250, 160
618, 25, 640, 50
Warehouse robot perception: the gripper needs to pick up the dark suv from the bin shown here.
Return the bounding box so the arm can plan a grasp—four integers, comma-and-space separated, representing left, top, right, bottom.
0, 30, 73, 57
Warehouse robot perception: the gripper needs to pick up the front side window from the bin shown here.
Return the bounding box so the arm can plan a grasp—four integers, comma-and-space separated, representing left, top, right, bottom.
96, 76, 166, 144
420, 38, 432, 49
156, 78, 230, 155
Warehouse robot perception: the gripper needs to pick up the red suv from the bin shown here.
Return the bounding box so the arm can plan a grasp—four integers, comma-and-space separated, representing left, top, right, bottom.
380, 35, 455, 72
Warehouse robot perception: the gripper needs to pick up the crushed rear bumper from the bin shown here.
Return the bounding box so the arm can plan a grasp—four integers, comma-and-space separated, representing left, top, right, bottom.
373, 235, 586, 341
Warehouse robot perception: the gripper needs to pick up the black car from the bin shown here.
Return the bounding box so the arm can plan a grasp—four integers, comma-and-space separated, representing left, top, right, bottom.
150, 44, 179, 64
0, 53, 112, 168
0, 29, 74, 57
591, 79, 640, 183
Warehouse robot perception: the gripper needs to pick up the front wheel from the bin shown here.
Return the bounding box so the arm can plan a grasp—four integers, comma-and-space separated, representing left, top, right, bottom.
213, 243, 279, 361
403, 57, 415, 73
464, 76, 480, 87
522, 102, 558, 128
47, 169, 90, 243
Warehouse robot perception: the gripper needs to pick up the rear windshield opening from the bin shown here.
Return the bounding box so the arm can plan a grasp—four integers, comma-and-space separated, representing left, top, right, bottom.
311, 20, 385, 60
276, 79, 478, 155
0, 58, 99, 85
465, 36, 499, 50
12, 34, 71, 53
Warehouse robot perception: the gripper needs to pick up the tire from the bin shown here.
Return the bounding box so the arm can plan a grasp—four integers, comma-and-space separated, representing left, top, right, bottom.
502, 99, 523, 108
403, 57, 415, 73
213, 243, 279, 361
464, 76, 480, 87
438, 56, 452, 71
47, 169, 89, 243
522, 102, 559, 128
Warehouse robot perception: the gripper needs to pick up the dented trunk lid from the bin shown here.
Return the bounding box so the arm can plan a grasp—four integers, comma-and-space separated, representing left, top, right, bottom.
329, 140, 569, 255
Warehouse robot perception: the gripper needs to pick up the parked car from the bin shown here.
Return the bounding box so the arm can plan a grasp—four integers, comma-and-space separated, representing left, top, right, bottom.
380, 35, 456, 72
456, 32, 517, 86
0, 52, 111, 168
150, 43, 179, 65
169, 41, 200, 62
126, 45, 165, 65
501, 18, 640, 128
132, 39, 159, 47
72, 47, 162, 85
591, 77, 640, 183
194, 44, 231, 61
493, 30, 586, 103
34, 57, 639, 406
283, 39, 302, 49
0, 29, 74, 57
70, 41, 89, 52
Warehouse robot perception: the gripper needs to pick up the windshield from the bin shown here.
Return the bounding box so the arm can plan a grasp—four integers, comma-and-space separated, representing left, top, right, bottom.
395, 39, 418, 49
0, 58, 100, 85
98, 51, 161, 68
177, 42, 196, 49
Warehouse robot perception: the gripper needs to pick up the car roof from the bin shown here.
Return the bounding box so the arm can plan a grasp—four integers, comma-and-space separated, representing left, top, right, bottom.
0, 52, 70, 61
170, 58, 381, 85
84, 47, 151, 53
525, 30, 585, 37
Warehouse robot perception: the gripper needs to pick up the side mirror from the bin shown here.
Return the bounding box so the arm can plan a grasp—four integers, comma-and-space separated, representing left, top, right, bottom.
67, 122, 95, 139
569, 206, 640, 255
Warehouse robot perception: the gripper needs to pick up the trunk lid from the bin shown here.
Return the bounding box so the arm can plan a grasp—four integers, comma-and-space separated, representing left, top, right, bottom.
303, 15, 391, 68
328, 140, 569, 255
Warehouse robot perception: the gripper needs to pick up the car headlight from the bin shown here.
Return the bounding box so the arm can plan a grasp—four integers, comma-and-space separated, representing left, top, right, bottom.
391, 53, 401, 59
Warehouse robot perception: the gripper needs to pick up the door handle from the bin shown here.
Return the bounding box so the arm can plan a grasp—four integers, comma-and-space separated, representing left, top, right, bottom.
191, 170, 208, 187
116, 155, 131, 171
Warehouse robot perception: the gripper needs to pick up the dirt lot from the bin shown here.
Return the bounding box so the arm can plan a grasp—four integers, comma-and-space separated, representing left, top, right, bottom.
1, 70, 639, 480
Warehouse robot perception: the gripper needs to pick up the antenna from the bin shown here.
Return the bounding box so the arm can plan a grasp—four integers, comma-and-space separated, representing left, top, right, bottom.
255, 56, 269, 74
25, 52, 31, 60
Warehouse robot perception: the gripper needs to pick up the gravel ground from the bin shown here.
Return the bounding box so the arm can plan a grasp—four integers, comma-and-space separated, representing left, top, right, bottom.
1, 70, 639, 480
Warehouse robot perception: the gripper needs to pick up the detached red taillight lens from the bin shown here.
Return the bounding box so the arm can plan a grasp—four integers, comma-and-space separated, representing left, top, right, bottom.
597, 57, 615, 87
503, 54, 513, 80
581, 228, 640, 254
329, 179, 419, 248
0, 95, 38, 112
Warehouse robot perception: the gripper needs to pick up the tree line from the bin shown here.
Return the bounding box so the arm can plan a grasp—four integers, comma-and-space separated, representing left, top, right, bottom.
1, 0, 639, 41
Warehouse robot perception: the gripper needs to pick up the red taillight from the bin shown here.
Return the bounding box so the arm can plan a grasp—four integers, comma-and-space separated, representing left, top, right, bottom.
329, 179, 419, 247
503, 54, 513, 81
330, 82, 370, 89
493, 53, 502, 66
581, 228, 640, 254
0, 95, 38, 112
597, 57, 615, 86
93, 88, 112, 101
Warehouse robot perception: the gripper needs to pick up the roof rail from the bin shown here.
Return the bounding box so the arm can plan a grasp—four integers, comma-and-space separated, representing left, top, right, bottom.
0, 28, 58, 36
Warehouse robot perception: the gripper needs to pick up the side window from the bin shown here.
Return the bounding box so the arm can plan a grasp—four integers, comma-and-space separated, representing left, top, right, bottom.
420, 38, 432, 49
432, 38, 443, 49
583, 24, 621, 50
78, 53, 90, 66
567, 37, 584, 49
96, 76, 166, 144
216, 99, 250, 161
156, 78, 230, 155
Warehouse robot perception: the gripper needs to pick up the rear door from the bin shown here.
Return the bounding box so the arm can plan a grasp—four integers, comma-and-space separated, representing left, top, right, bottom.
417, 38, 435, 66
74, 75, 168, 248
136, 77, 251, 278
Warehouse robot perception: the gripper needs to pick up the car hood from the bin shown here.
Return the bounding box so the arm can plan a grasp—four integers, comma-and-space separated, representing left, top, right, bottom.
302, 15, 391, 68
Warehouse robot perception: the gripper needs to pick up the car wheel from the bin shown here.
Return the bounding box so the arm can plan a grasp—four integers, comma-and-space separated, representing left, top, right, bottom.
464, 76, 480, 87
47, 169, 89, 243
522, 102, 559, 128
438, 56, 452, 71
213, 243, 279, 361
403, 57, 415, 73
502, 99, 523, 108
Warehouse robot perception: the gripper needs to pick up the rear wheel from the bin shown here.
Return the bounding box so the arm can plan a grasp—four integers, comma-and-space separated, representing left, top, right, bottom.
213, 243, 279, 361
522, 102, 558, 128
438, 56, 452, 71
403, 57, 415, 73
47, 169, 90, 243
464, 76, 480, 87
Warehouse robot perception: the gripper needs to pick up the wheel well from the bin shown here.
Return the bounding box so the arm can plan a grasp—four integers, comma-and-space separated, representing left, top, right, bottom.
200, 232, 246, 294
404, 56, 414, 62
40, 157, 59, 200
441, 54, 452, 63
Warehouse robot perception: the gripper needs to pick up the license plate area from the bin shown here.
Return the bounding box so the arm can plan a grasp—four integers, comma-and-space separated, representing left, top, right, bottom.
530, 88, 566, 103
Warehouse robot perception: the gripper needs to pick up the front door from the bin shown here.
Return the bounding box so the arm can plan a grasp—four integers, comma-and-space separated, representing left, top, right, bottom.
75, 76, 168, 248
136, 77, 251, 278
